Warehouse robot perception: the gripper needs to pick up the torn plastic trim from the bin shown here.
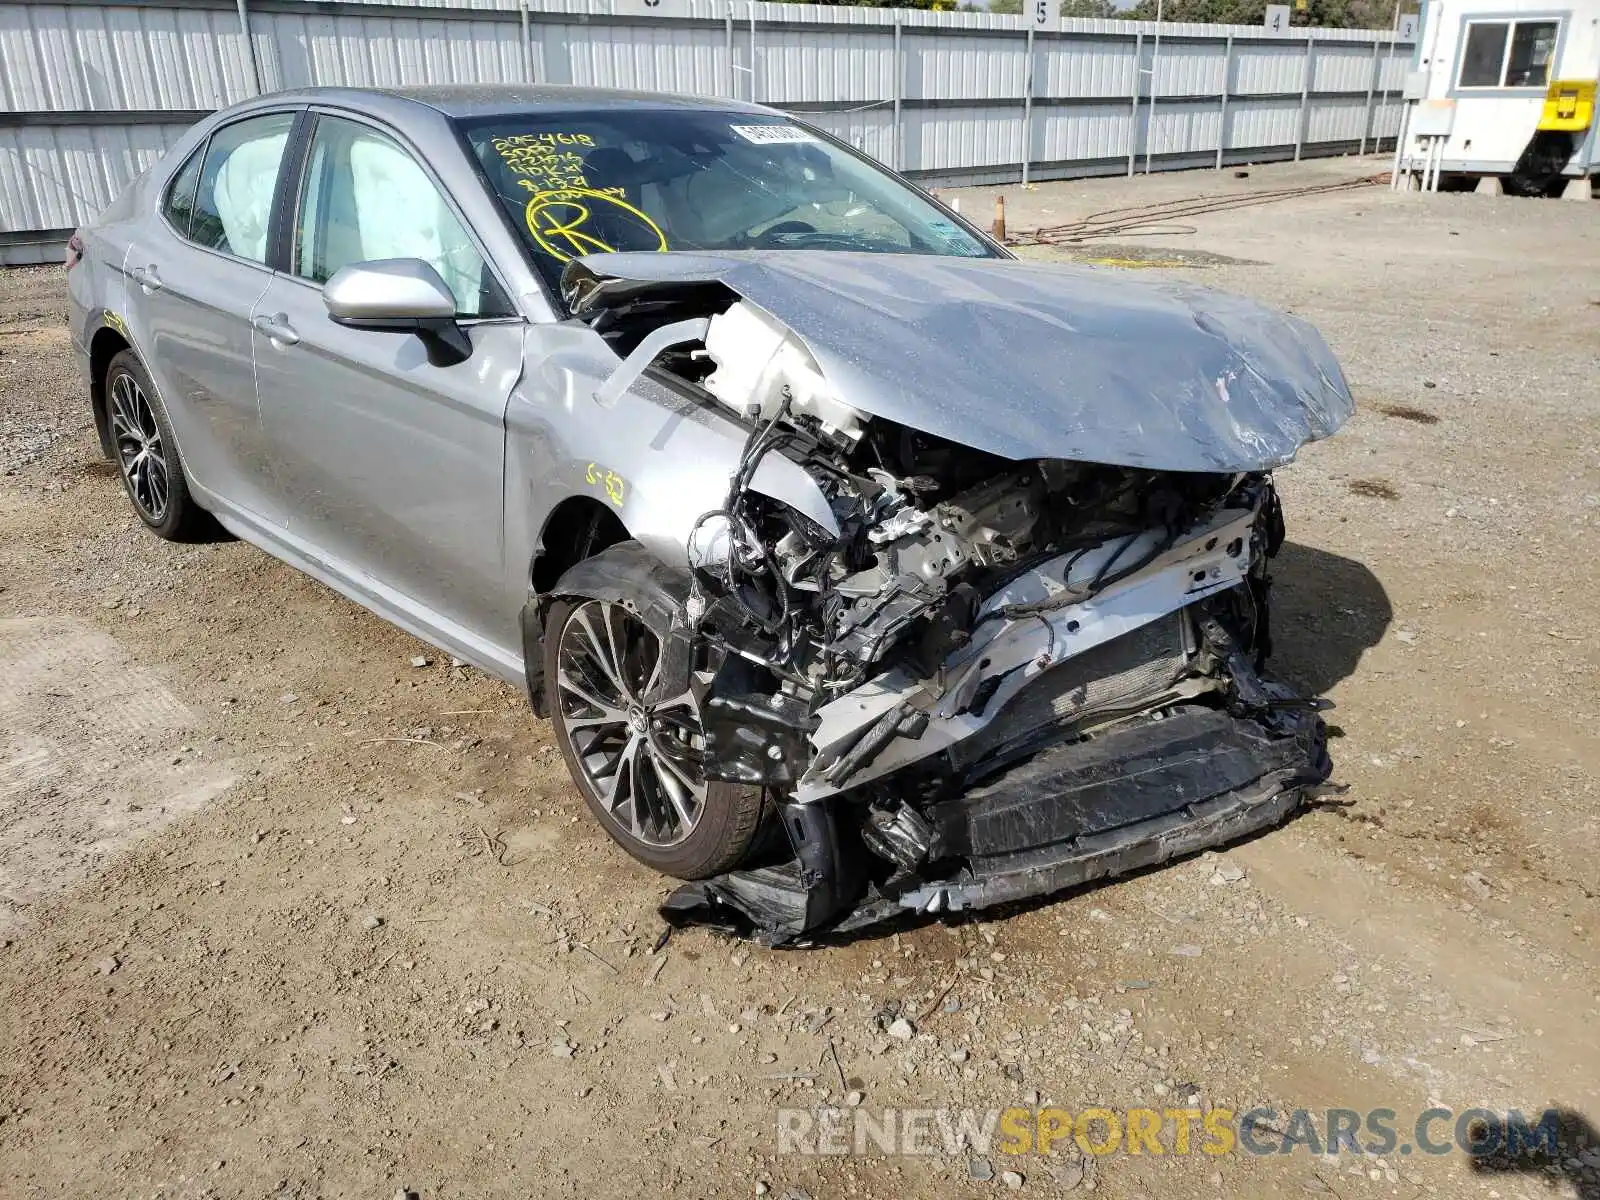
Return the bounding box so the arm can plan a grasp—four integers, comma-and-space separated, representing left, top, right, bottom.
905, 700, 1329, 913
661, 698, 1330, 945
660, 795, 860, 943
794, 505, 1259, 800
906, 766, 1310, 915
564, 250, 1355, 473
592, 316, 709, 408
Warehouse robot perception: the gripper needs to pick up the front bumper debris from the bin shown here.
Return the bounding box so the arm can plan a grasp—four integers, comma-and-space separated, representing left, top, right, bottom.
661, 699, 1329, 946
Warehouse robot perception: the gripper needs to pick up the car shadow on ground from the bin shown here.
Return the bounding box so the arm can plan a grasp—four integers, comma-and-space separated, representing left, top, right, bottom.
1269, 540, 1392, 700
1469, 1108, 1600, 1200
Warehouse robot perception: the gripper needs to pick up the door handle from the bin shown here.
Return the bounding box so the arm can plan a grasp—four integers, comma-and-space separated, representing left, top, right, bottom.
252, 313, 300, 346
129, 264, 162, 293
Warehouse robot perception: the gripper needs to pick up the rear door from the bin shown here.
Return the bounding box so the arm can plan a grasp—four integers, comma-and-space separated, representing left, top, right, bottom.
251, 109, 525, 654
122, 109, 302, 527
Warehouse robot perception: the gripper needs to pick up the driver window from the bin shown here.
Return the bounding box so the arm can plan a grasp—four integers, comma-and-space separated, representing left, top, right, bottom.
294, 115, 503, 317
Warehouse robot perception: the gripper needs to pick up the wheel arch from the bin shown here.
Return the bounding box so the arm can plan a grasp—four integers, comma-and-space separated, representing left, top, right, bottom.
522, 496, 644, 716
88, 325, 133, 458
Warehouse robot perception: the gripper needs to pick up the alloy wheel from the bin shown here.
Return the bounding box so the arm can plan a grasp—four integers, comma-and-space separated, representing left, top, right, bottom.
554, 600, 708, 848
108, 371, 169, 522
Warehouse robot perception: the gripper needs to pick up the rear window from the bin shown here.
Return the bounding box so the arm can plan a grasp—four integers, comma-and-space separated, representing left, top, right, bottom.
189, 112, 296, 264
161, 145, 205, 238
456, 108, 998, 294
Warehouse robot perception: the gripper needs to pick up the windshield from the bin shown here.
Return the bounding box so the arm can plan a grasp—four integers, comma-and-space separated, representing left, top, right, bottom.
457, 108, 1000, 293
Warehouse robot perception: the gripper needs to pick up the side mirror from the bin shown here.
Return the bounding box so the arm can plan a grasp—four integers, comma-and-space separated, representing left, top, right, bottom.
323, 258, 471, 367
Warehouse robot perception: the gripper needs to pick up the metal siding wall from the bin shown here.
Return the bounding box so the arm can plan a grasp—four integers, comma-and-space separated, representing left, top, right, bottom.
0, 4, 257, 111
1036, 101, 1131, 164
1311, 41, 1375, 92
1306, 96, 1369, 142
758, 28, 894, 105
904, 34, 1024, 102
1232, 41, 1307, 94
1152, 40, 1228, 97
1370, 91, 1405, 138
800, 105, 895, 165
1039, 36, 1137, 100
1151, 97, 1223, 155
0, 0, 1412, 255
908, 105, 1022, 172
1376, 42, 1410, 91
0, 122, 186, 233
1226, 95, 1302, 147
551, 22, 726, 93
255, 11, 524, 91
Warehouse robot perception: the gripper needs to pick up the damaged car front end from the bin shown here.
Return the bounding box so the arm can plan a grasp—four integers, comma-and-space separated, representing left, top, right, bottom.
551, 249, 1351, 944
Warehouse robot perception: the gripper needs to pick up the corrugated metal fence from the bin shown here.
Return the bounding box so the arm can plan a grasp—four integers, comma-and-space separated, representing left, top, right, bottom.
0, 0, 1413, 264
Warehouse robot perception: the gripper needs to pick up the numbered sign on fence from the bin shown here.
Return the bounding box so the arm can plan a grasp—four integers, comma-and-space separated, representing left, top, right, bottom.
613, 0, 695, 17
1264, 5, 1291, 33
1029, 0, 1061, 31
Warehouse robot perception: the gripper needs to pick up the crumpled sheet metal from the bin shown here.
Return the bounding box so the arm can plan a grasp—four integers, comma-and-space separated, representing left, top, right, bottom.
661, 703, 1330, 946
566, 249, 1354, 474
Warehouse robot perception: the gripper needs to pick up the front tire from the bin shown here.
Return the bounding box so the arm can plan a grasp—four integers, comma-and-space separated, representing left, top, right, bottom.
104, 349, 209, 541
543, 550, 763, 880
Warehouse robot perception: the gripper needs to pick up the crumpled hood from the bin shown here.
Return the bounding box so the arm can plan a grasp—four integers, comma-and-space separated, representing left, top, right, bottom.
567, 249, 1353, 473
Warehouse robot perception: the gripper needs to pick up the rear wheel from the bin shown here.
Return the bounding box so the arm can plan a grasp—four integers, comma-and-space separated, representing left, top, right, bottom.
544, 552, 763, 880
104, 350, 209, 541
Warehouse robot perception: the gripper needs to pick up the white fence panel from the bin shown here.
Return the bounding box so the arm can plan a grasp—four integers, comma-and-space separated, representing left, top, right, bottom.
1227, 95, 1303, 148
758, 27, 895, 105
1311, 40, 1377, 93
1039, 35, 1137, 100
1232, 40, 1308, 95
1152, 39, 1229, 98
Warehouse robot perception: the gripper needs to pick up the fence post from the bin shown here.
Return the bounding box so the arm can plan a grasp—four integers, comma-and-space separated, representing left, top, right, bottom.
235, 0, 261, 97
1144, 0, 1163, 174
1374, 31, 1401, 153
519, 0, 535, 85
724, 3, 736, 98
1021, 22, 1034, 185
1127, 29, 1142, 176
1359, 36, 1380, 154
1216, 33, 1232, 170
893, 11, 904, 173
1294, 32, 1314, 162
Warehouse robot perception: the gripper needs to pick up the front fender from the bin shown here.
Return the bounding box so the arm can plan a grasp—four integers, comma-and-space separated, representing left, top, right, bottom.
506, 324, 839, 656
579, 372, 839, 567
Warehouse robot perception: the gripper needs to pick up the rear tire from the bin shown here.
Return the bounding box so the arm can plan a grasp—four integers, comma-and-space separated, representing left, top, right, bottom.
543, 545, 763, 880
104, 350, 211, 541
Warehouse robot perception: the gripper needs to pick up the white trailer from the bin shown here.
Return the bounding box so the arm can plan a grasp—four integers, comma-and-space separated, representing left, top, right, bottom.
1396, 0, 1599, 193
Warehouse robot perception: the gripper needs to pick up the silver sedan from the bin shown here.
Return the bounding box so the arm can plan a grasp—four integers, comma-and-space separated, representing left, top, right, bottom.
68, 85, 1352, 942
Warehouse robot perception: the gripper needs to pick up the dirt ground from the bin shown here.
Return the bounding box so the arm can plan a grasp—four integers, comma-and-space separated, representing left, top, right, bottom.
1, 155, 1596, 1200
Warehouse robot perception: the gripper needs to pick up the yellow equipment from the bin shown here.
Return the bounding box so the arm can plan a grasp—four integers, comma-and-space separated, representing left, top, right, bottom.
1539, 80, 1596, 132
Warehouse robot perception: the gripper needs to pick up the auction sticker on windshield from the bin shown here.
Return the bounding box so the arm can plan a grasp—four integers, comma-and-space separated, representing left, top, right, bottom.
730, 124, 818, 145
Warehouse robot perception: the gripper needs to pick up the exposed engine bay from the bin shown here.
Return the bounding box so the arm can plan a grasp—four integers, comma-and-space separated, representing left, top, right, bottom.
559, 252, 1347, 944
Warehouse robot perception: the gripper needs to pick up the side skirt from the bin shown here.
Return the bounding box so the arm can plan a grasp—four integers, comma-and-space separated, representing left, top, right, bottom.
196, 485, 528, 690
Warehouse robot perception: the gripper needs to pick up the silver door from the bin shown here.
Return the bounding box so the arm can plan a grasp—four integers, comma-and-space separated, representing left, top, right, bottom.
123, 109, 299, 526
251, 112, 525, 650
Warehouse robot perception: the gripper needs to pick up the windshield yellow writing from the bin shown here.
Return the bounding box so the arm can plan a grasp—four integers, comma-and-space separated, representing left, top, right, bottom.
522, 187, 668, 262
492, 132, 669, 263
496, 136, 597, 194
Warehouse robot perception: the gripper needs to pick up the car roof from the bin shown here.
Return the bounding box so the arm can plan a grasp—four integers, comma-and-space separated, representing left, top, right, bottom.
272, 84, 776, 122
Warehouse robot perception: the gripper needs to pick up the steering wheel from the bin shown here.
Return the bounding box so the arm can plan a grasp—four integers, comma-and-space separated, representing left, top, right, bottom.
751, 220, 818, 247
